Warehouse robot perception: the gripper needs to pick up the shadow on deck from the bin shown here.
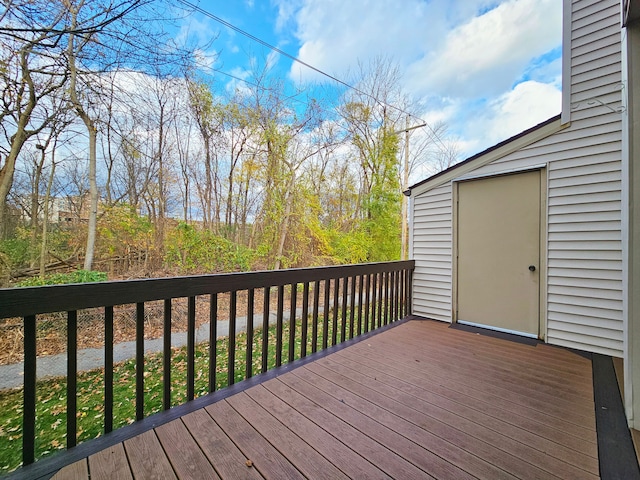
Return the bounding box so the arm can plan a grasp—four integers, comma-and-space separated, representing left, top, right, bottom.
20, 318, 640, 479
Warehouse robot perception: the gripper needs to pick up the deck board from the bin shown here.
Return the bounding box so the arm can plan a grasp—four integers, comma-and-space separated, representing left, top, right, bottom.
398, 325, 595, 398
181, 409, 263, 480
225, 391, 349, 479
324, 351, 599, 478
301, 361, 556, 480
124, 430, 177, 480
334, 344, 597, 454
245, 384, 390, 479
375, 329, 596, 418
371, 330, 597, 429
264, 376, 437, 479
205, 400, 301, 479
333, 346, 599, 468
87, 444, 133, 480
50, 460, 88, 480
155, 419, 220, 479
50, 319, 602, 480
347, 328, 598, 424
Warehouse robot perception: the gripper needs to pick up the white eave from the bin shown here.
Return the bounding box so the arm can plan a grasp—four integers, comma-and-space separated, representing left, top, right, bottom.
407, 115, 567, 198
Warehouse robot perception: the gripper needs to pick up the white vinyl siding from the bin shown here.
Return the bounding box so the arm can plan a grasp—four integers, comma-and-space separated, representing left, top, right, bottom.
410, 0, 623, 356
546, 0, 623, 356
411, 184, 452, 321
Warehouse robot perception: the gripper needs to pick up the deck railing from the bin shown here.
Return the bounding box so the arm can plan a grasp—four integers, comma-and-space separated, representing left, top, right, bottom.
0, 260, 414, 469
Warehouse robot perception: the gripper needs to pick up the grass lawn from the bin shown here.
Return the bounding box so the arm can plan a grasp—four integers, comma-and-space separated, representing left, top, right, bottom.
0, 314, 357, 473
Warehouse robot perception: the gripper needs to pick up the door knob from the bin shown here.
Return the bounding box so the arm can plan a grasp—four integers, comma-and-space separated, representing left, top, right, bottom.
529, 265, 536, 272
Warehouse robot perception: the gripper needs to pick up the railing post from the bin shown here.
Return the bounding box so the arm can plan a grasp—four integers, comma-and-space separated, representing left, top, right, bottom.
370, 274, 378, 330
228, 291, 237, 386
261, 287, 270, 373
288, 284, 297, 363
209, 294, 218, 392
357, 275, 363, 336
393, 270, 399, 321
331, 278, 339, 346
384, 272, 390, 325
22, 315, 36, 466
136, 303, 145, 421
312, 281, 320, 353
301, 283, 310, 357
322, 279, 330, 349
105, 306, 114, 431
162, 300, 171, 410
349, 276, 356, 339
407, 267, 413, 315
363, 274, 370, 334
276, 285, 284, 367
341, 277, 348, 342
396, 271, 401, 319
67, 310, 77, 449
402, 268, 408, 317
246, 289, 254, 379
377, 273, 383, 328
187, 297, 196, 400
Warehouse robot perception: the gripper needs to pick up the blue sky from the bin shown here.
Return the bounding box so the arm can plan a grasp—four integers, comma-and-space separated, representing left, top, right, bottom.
177, 0, 563, 161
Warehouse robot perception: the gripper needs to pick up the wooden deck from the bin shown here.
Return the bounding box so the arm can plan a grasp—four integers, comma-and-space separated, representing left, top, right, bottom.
51, 319, 599, 480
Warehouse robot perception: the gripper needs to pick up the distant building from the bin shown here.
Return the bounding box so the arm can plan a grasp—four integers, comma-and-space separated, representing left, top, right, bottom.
16, 194, 91, 225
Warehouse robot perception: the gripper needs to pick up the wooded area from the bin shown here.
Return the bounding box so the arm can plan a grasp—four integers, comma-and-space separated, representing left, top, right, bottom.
0, 0, 459, 286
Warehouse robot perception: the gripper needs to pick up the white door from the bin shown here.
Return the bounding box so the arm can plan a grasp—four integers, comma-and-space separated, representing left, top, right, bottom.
456, 170, 541, 337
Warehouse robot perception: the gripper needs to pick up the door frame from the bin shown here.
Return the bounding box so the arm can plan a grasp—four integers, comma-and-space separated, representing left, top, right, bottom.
451, 166, 548, 340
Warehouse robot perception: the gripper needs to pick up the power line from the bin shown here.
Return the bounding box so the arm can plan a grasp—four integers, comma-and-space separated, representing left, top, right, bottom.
176, 0, 453, 153
196, 63, 341, 122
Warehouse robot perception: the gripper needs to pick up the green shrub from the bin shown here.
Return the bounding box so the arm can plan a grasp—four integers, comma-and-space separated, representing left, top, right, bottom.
165, 222, 255, 273
16, 270, 107, 287
0, 236, 30, 269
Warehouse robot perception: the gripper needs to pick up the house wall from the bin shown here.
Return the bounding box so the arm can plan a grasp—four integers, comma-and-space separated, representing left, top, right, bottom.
411, 0, 624, 356
625, 5, 640, 428
412, 184, 453, 321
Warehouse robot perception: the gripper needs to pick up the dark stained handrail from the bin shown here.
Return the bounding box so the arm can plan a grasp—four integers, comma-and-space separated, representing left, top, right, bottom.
1, 260, 414, 469
0, 261, 414, 319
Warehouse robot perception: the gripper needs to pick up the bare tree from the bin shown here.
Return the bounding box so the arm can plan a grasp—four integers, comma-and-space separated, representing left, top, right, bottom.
0, 3, 68, 236
40, 145, 57, 275
187, 79, 224, 230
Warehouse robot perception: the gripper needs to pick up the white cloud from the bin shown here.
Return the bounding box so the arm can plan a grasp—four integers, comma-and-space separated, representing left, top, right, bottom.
225, 67, 253, 96
272, 0, 303, 33
275, 0, 563, 164
419, 99, 462, 129
288, 0, 441, 83
489, 80, 561, 138
463, 80, 561, 155
176, 16, 218, 49
266, 50, 281, 70
193, 48, 217, 71
407, 0, 561, 98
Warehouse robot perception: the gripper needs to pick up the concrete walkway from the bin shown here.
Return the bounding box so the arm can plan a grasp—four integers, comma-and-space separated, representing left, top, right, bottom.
0, 310, 304, 390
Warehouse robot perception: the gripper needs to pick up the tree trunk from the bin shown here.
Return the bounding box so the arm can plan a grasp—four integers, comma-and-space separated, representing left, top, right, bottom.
155, 102, 165, 262
83, 122, 99, 271
273, 171, 295, 270
0, 48, 38, 238
29, 152, 44, 267
67, 12, 98, 271
40, 162, 56, 276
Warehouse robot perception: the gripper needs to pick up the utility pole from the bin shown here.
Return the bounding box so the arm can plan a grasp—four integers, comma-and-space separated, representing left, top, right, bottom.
392, 119, 426, 260
402, 116, 410, 260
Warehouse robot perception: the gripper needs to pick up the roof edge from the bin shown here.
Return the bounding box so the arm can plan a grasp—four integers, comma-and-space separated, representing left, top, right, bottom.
407, 114, 563, 196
